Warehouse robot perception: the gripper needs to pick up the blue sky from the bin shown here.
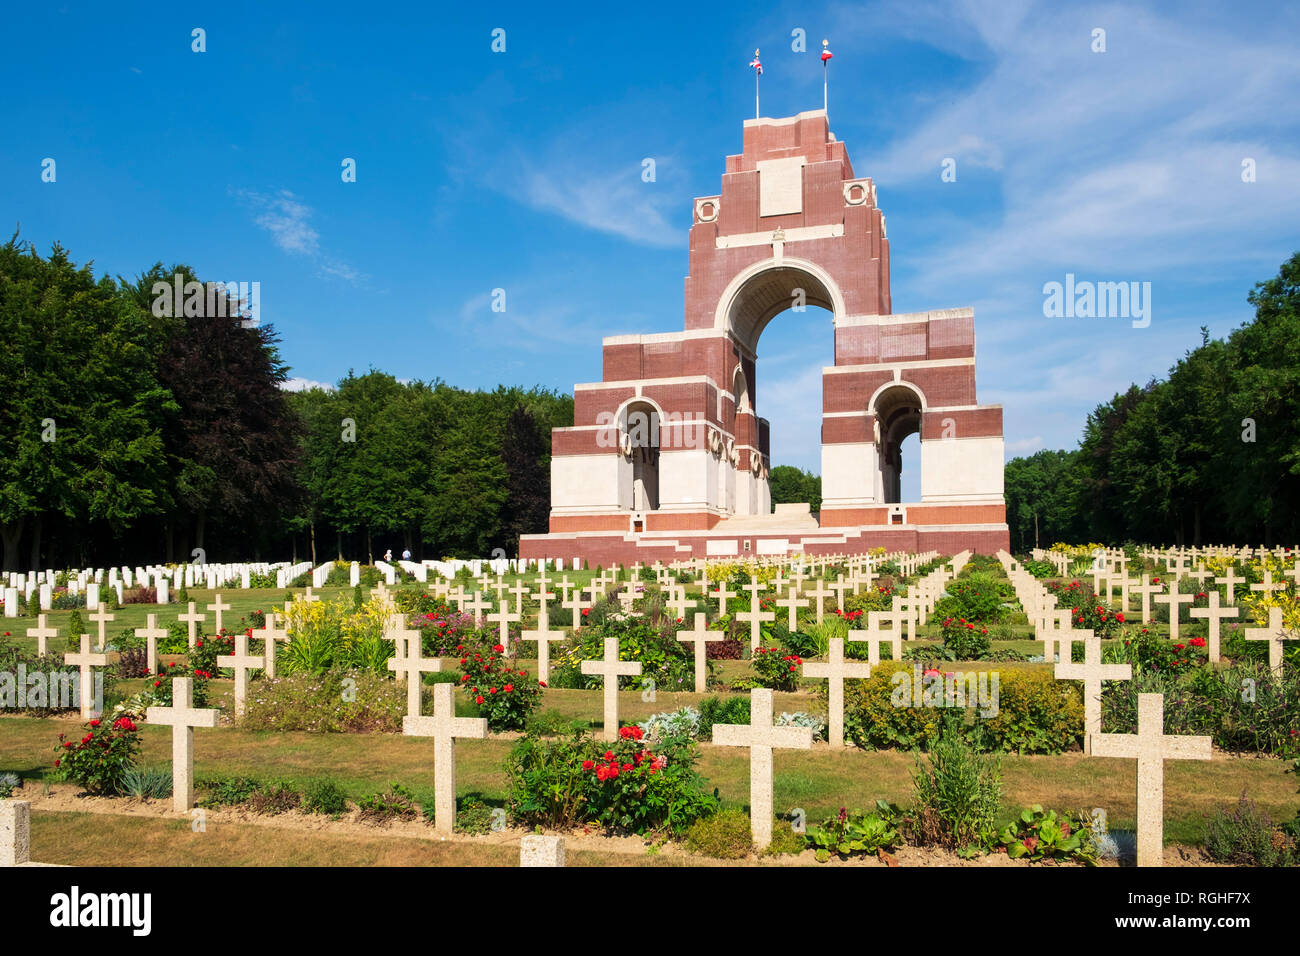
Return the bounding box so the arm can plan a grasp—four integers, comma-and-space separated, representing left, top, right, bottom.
5, 1, 1298, 501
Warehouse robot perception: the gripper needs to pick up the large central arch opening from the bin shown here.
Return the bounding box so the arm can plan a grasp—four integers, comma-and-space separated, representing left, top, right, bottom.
718, 259, 840, 517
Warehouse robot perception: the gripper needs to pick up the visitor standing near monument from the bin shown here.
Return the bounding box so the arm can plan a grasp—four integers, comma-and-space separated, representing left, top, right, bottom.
402, 548, 412, 561
384, 548, 393, 562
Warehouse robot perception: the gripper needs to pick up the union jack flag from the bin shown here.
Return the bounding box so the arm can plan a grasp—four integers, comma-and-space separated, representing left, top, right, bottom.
749, 53, 762, 74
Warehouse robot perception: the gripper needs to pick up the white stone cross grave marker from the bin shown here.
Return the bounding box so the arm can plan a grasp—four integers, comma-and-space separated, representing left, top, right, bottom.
146, 677, 219, 812
1215, 566, 1244, 605
713, 688, 814, 849
581, 637, 642, 741
710, 581, 736, 617
64, 634, 107, 719
1090, 693, 1211, 868
178, 602, 205, 651
562, 589, 590, 631
1244, 606, 1292, 676
1131, 575, 1163, 625
1249, 569, 1285, 600
404, 683, 487, 834
806, 579, 835, 624
251, 612, 290, 678
89, 602, 114, 651
507, 579, 529, 616
134, 613, 169, 676
207, 594, 232, 635
803, 638, 871, 748
27, 614, 59, 655
521, 622, 566, 684
1055, 629, 1132, 754
775, 586, 809, 632
215, 632, 264, 718
666, 585, 695, 622
387, 627, 442, 716
677, 613, 722, 693
860, 609, 905, 664
736, 581, 775, 651
463, 591, 490, 626
1153, 588, 1195, 643
487, 600, 521, 652
1189, 591, 1238, 662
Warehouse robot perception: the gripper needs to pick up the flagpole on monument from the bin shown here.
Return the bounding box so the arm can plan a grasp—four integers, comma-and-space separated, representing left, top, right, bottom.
822, 39, 833, 116
750, 49, 762, 119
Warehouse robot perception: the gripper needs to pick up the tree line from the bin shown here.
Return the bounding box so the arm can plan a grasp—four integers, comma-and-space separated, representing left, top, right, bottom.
0, 235, 572, 571
1005, 252, 1300, 550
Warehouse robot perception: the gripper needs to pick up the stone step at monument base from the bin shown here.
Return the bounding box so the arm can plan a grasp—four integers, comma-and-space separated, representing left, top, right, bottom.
521, 521, 1008, 567
711, 502, 819, 533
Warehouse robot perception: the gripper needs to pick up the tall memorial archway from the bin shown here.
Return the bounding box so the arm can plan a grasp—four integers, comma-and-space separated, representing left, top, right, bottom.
520, 110, 1008, 566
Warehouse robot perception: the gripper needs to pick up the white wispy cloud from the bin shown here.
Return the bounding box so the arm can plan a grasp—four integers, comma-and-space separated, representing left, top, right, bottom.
233, 188, 367, 285
280, 377, 336, 392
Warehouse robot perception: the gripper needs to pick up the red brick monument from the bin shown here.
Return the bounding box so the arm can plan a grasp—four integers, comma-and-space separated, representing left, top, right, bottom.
520, 109, 1009, 566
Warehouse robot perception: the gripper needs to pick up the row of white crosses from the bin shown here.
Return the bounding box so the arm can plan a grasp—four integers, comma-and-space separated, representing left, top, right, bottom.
999, 551, 1212, 866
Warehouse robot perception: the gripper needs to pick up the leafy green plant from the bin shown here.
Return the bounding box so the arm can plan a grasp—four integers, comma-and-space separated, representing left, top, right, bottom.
697, 695, 750, 740
119, 765, 173, 800
1204, 791, 1296, 866
302, 779, 348, 815
683, 808, 753, 858
247, 781, 302, 815
910, 723, 1002, 851
198, 774, 261, 807
808, 802, 902, 862
0, 772, 21, 798
451, 797, 499, 834
357, 783, 418, 823
997, 806, 1098, 864
242, 668, 405, 733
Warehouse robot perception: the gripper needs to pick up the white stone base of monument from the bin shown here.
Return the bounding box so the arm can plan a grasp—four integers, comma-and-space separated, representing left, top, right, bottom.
520, 834, 565, 867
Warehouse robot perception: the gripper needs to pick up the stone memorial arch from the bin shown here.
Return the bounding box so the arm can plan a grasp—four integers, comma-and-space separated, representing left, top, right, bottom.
521, 109, 1008, 565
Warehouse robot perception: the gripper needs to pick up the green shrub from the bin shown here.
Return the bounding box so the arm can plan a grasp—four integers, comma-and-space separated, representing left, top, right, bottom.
357, 783, 418, 823
458, 644, 545, 731
247, 781, 302, 815
505, 727, 719, 835
1204, 792, 1296, 866
932, 572, 1015, 624
910, 724, 1002, 851
198, 774, 261, 807
302, 779, 349, 815
242, 668, 405, 733
846, 666, 1082, 754
53, 715, 141, 795
749, 646, 802, 691
451, 797, 499, 834
938, 616, 992, 660
66, 611, 85, 650
550, 609, 696, 693
975, 669, 1083, 754
684, 808, 752, 858
697, 695, 750, 740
